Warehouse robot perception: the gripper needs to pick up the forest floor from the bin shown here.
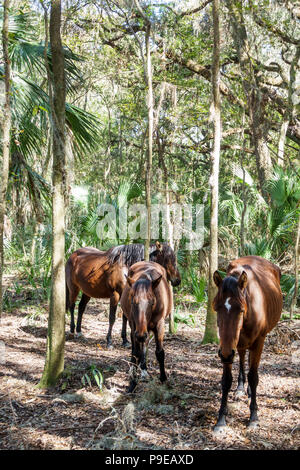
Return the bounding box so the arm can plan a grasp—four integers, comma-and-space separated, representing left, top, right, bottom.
0, 277, 300, 450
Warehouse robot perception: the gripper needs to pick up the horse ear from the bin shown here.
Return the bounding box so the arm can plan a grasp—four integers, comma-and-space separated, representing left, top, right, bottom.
152, 275, 162, 290
213, 270, 223, 287
155, 241, 162, 252
126, 275, 135, 287
238, 271, 247, 290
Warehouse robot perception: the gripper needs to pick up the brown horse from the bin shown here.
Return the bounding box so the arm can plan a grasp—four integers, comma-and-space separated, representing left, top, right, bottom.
212, 255, 282, 431
120, 261, 173, 393
65, 241, 180, 347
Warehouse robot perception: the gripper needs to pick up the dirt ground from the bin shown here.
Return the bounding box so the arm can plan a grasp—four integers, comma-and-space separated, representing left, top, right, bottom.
0, 292, 299, 450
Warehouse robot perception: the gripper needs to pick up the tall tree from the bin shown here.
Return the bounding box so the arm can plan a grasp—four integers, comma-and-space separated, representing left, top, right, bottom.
202, 0, 221, 344
278, 45, 300, 167
0, 0, 12, 321
290, 209, 300, 320
133, 0, 154, 261
39, 0, 66, 388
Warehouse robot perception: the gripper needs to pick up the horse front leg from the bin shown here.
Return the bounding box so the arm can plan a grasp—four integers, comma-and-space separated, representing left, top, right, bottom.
106, 291, 120, 349
139, 338, 149, 380
235, 348, 247, 398
214, 363, 233, 432
154, 321, 167, 383
127, 327, 148, 392
127, 327, 139, 393
247, 336, 265, 428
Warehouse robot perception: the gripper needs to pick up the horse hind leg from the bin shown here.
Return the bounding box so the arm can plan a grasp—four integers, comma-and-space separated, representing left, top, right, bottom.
106, 292, 120, 349
76, 293, 90, 337
66, 285, 79, 336
121, 314, 130, 348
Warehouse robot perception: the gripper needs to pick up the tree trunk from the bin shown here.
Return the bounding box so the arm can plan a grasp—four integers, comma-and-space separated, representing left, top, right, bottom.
0, 0, 12, 321
202, 0, 221, 344
278, 45, 300, 166
249, 89, 272, 196
144, 23, 153, 261
290, 210, 300, 320
132, 1, 153, 261
39, 0, 66, 388
157, 132, 176, 334
226, 0, 272, 198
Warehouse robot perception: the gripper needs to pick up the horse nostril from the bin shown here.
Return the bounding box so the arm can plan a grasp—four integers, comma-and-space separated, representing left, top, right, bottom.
135, 332, 147, 342
219, 349, 235, 364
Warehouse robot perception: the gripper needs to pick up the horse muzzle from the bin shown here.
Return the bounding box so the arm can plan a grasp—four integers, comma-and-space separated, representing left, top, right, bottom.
135, 332, 148, 343
171, 277, 181, 287
218, 349, 235, 364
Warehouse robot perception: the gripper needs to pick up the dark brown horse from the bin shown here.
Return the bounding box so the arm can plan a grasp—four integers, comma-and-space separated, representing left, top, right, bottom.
120, 261, 173, 393
212, 255, 282, 431
65, 241, 180, 347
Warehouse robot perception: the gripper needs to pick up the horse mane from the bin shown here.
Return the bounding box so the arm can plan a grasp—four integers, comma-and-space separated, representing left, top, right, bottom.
222, 276, 243, 299
106, 242, 170, 267
132, 277, 151, 295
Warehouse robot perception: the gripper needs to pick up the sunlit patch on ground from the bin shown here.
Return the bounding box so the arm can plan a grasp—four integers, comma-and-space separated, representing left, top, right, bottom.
0, 296, 299, 450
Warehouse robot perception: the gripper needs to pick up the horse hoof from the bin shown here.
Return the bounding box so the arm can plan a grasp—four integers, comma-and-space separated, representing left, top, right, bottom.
247, 420, 259, 430
126, 383, 137, 394
235, 389, 246, 399
213, 425, 227, 435
160, 374, 167, 383
140, 369, 149, 380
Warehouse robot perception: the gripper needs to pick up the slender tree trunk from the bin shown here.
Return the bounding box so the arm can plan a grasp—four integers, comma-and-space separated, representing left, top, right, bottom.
0, 0, 12, 321
277, 120, 289, 167
239, 111, 247, 256
278, 45, 300, 166
144, 23, 153, 261
202, 0, 221, 344
39, 0, 66, 388
132, 0, 153, 261
157, 132, 176, 334
226, 0, 272, 198
166, 185, 175, 335
290, 210, 300, 320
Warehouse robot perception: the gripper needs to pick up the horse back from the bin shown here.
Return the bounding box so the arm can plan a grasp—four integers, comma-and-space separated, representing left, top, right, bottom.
227, 256, 282, 335
65, 247, 126, 298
